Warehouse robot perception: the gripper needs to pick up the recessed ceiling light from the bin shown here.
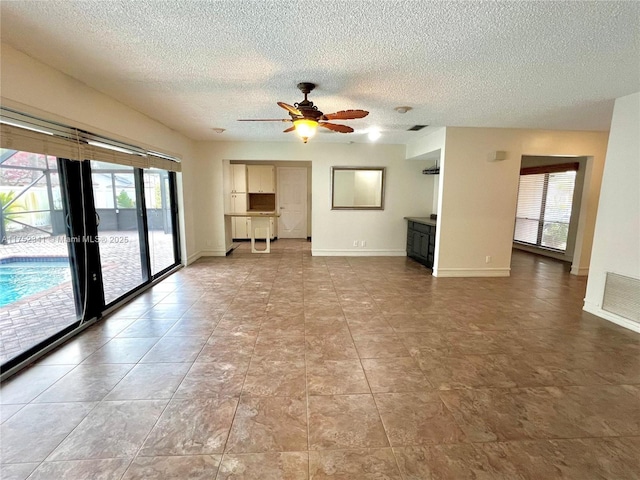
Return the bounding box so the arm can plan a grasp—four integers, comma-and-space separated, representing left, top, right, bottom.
368, 129, 382, 141
212, 128, 225, 134
394, 106, 412, 114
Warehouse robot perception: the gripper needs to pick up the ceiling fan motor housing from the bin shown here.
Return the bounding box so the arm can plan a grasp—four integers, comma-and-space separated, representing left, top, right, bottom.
294, 83, 323, 120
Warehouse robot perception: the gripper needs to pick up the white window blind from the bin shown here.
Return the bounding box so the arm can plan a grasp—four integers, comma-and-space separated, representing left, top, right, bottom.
0, 107, 181, 172
514, 164, 577, 252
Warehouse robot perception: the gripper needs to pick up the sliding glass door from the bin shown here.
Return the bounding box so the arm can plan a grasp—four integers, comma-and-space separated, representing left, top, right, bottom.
144, 168, 178, 276
0, 151, 80, 365
1, 153, 180, 370
90, 161, 147, 305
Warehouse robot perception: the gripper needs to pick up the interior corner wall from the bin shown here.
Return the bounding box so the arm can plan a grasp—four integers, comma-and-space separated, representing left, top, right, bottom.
435, 127, 608, 277
0, 43, 199, 264
584, 92, 640, 333
193, 140, 435, 257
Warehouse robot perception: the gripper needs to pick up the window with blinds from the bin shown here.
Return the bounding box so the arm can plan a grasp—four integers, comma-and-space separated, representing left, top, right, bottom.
514, 164, 578, 252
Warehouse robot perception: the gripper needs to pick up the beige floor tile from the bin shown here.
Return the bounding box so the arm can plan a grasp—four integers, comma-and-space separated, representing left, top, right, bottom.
344, 314, 394, 334
305, 317, 350, 335
0, 463, 40, 480
226, 396, 308, 453
439, 385, 640, 442
305, 333, 359, 361
196, 335, 256, 363
104, 363, 190, 400
243, 359, 306, 397
122, 455, 221, 480
47, 400, 167, 460
81, 337, 160, 364
217, 452, 308, 479
260, 315, 306, 336
0, 365, 75, 404
306, 359, 371, 395
352, 334, 410, 358
140, 397, 238, 455
174, 361, 248, 399
253, 334, 306, 360
116, 318, 178, 338
139, 335, 207, 363
26, 459, 131, 480
308, 394, 388, 450
374, 392, 466, 446
309, 448, 401, 479
361, 357, 433, 393
1, 402, 96, 463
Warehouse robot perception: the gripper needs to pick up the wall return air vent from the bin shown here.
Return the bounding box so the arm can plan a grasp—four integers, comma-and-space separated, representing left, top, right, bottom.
602, 272, 640, 324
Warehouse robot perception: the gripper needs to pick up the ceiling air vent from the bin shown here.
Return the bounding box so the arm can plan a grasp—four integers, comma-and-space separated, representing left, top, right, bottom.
408, 125, 428, 131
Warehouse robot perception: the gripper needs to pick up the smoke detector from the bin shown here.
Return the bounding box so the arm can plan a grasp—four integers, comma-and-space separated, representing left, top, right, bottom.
212, 128, 226, 134
394, 106, 412, 114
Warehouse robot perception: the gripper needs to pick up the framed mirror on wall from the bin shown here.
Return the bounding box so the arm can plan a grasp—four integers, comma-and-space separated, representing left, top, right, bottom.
331, 167, 385, 210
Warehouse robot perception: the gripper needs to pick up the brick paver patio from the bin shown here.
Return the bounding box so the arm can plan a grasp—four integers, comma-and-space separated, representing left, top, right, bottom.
0, 231, 175, 364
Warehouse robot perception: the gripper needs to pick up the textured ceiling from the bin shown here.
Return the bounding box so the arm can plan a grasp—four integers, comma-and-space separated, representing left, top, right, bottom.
1, 1, 638, 144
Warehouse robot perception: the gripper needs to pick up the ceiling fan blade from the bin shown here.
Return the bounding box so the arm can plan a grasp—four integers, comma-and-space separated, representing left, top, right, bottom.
237, 119, 291, 122
322, 109, 369, 120
319, 122, 354, 133
277, 102, 302, 116
283, 126, 295, 133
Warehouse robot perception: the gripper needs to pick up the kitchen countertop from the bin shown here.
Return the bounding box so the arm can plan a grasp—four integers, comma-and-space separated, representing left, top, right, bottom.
404, 216, 437, 226
225, 211, 280, 217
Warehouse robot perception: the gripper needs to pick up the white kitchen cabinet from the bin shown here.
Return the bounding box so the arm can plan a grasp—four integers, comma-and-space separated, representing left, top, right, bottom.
232, 216, 277, 240
247, 165, 275, 193
230, 164, 247, 193
230, 193, 249, 239
230, 192, 247, 213
232, 217, 250, 239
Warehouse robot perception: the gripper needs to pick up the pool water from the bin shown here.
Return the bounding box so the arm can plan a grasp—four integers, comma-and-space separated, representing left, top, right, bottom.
0, 261, 72, 307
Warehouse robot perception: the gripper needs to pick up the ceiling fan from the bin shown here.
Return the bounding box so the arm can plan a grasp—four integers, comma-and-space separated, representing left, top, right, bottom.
238, 82, 369, 143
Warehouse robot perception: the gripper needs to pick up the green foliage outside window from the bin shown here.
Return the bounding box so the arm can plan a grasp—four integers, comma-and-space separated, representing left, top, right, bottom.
116, 190, 135, 208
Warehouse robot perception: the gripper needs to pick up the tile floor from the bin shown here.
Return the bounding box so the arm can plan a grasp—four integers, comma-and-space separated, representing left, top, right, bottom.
1, 239, 639, 479
0, 231, 175, 363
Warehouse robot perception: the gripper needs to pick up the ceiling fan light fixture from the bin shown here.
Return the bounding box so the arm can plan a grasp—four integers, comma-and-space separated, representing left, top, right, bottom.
368, 128, 381, 141
293, 118, 318, 142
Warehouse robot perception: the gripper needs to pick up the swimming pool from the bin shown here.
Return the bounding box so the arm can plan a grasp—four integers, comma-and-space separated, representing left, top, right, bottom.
0, 259, 72, 307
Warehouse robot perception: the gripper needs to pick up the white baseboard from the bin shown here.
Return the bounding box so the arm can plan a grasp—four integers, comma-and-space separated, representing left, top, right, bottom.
571, 266, 590, 276
311, 249, 406, 257
200, 249, 228, 257
186, 251, 202, 265
583, 301, 640, 333
433, 267, 511, 278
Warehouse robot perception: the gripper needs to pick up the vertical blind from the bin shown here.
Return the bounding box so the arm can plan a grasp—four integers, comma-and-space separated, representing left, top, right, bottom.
0, 107, 181, 172
514, 163, 578, 252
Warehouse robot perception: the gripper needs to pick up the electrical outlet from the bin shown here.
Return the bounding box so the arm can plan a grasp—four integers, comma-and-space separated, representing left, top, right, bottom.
353, 240, 358, 247
361, 240, 367, 247
485, 255, 492, 263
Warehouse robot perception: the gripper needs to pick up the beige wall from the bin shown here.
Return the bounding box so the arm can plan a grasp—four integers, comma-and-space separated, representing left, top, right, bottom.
193, 141, 436, 257
0, 43, 198, 263
434, 127, 608, 277
584, 92, 640, 332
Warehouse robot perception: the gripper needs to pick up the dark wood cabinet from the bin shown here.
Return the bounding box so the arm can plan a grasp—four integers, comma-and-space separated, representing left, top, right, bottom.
406, 220, 436, 269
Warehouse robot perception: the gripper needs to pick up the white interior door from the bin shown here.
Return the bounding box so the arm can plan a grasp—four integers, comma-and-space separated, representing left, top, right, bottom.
277, 167, 307, 238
